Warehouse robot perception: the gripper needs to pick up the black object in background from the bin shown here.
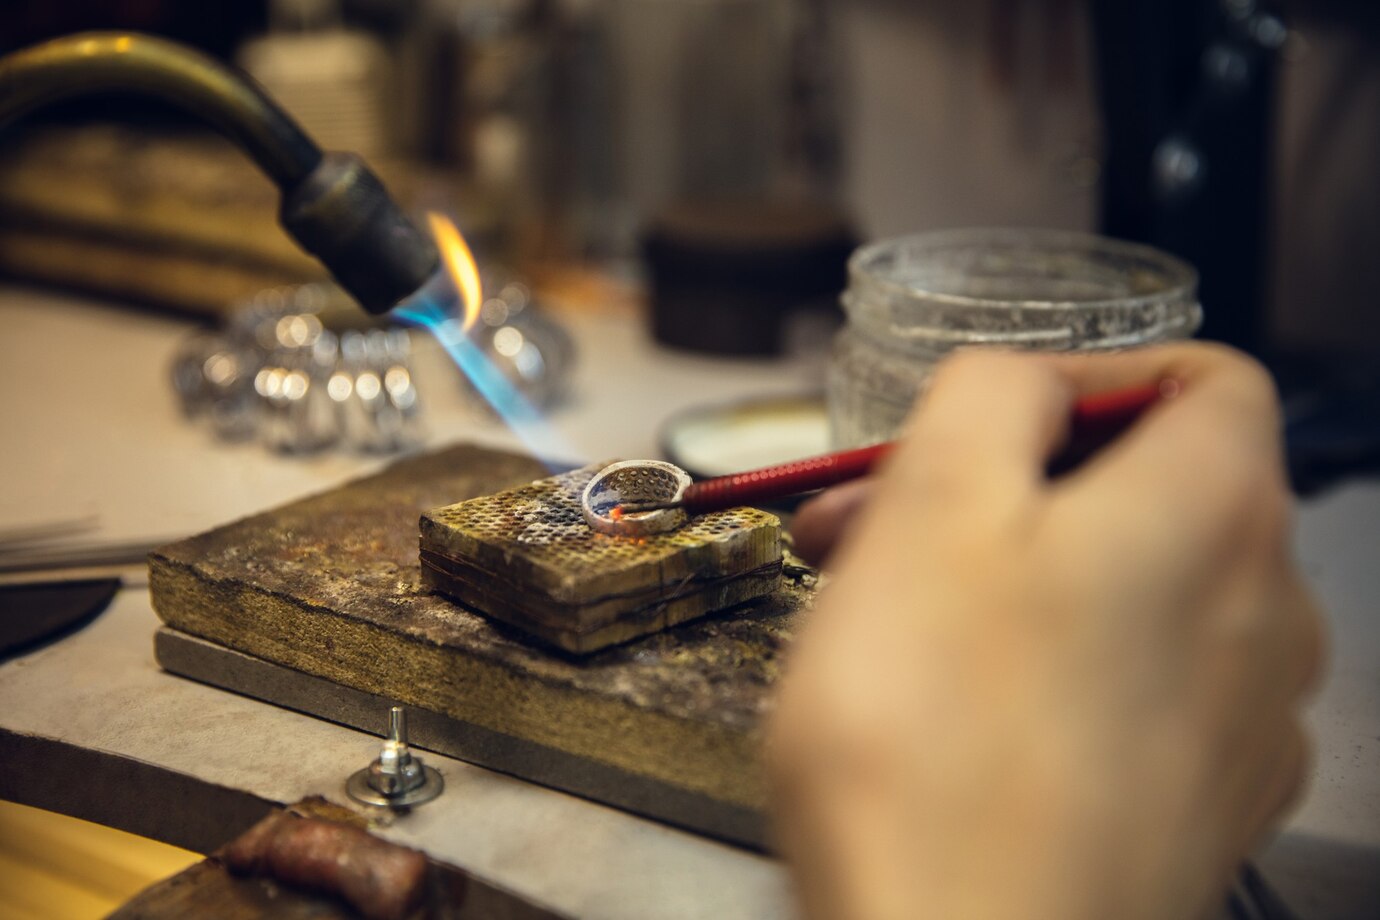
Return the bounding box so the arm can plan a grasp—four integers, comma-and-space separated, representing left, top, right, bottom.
643, 200, 855, 356
0, 0, 268, 129
1090, 0, 1283, 357
0, 580, 119, 659
0, 2, 265, 63
1283, 357, 1380, 496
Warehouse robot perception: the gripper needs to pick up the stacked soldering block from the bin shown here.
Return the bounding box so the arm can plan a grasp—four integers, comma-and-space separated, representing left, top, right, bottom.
419, 463, 783, 654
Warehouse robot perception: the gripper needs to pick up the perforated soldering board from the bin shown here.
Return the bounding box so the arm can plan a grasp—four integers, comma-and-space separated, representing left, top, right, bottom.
420, 464, 782, 653
149, 444, 815, 847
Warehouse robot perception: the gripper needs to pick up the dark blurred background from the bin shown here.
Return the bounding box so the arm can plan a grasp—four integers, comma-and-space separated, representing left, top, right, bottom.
1, 0, 1376, 364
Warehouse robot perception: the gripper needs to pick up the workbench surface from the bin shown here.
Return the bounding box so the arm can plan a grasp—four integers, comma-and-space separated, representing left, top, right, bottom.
1, 285, 1376, 918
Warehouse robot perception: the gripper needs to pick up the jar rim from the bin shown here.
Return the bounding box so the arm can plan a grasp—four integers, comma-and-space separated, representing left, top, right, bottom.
847, 227, 1199, 313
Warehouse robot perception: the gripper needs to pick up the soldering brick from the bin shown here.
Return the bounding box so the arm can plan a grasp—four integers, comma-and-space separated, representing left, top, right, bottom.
419, 463, 782, 654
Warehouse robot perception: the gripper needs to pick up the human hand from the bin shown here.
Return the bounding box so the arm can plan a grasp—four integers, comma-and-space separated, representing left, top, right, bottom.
771, 345, 1323, 920
791, 477, 872, 568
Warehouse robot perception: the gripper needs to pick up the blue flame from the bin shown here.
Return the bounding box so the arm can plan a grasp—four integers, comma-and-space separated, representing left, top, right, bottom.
395, 296, 577, 469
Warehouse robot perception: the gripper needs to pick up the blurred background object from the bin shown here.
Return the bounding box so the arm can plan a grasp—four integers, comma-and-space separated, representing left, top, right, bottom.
237, 0, 396, 160
456, 277, 577, 409
644, 199, 854, 354
396, 0, 568, 255
833, 0, 1378, 366
0, 800, 200, 920
0, 0, 1375, 362
1089, 0, 1283, 354
830, 0, 1379, 489
602, 0, 842, 248
169, 277, 573, 454
0, 126, 324, 315
0, 1, 262, 64
0, 123, 481, 318
827, 228, 1200, 447
0, 0, 1375, 472
1269, 0, 1380, 357
0, 4, 1376, 916
170, 284, 425, 454
660, 394, 830, 488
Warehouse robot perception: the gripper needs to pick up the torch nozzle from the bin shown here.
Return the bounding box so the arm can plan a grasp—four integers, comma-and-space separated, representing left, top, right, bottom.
280, 152, 440, 314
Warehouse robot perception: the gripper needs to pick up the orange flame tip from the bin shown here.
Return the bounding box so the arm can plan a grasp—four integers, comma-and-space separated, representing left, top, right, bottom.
426, 212, 483, 331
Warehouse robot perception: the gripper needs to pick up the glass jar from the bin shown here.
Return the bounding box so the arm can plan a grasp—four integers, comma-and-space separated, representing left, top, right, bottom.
828, 228, 1201, 447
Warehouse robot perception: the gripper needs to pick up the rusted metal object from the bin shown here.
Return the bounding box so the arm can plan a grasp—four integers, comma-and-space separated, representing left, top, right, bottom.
220, 810, 427, 920
111, 798, 568, 919
420, 462, 782, 653
148, 444, 814, 846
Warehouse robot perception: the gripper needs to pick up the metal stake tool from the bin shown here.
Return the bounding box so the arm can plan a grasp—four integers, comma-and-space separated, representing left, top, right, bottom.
346, 706, 444, 807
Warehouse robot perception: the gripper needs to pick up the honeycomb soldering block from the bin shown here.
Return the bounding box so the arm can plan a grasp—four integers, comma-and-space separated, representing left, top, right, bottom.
419, 463, 783, 654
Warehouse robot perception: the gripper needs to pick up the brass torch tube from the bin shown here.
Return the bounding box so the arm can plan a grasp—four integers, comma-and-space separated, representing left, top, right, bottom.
0, 31, 441, 314
0, 32, 321, 187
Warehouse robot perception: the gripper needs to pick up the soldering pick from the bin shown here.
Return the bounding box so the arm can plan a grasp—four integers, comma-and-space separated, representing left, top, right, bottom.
620, 381, 1174, 516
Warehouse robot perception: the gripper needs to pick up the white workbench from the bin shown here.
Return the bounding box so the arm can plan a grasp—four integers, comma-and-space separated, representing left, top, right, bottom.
0, 285, 1375, 917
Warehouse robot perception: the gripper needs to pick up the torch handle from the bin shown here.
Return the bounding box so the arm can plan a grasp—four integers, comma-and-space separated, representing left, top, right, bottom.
678, 381, 1168, 515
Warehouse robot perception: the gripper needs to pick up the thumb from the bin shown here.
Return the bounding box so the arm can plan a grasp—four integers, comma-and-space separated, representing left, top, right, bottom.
891, 350, 1079, 496
790, 480, 873, 567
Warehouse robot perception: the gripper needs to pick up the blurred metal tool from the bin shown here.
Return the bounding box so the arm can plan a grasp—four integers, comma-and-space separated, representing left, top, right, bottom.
0, 538, 161, 589
172, 283, 423, 454
0, 514, 161, 589
0, 515, 99, 549
459, 280, 575, 411
0, 522, 167, 655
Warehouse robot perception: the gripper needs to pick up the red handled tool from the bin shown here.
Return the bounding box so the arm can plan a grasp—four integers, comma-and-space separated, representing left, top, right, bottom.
620, 381, 1174, 515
